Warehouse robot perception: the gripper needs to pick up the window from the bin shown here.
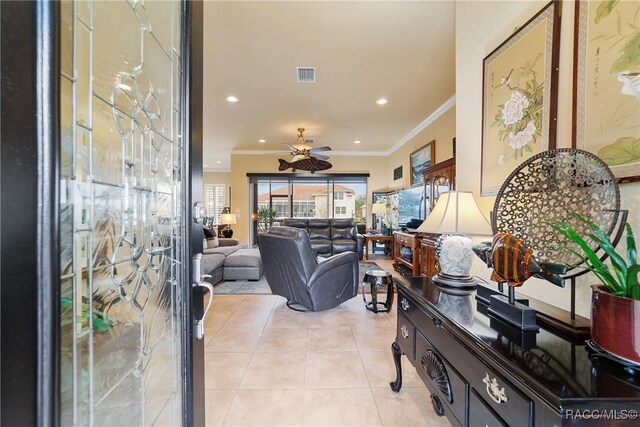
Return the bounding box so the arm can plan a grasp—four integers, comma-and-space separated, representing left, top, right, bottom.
205, 184, 225, 224
249, 174, 369, 244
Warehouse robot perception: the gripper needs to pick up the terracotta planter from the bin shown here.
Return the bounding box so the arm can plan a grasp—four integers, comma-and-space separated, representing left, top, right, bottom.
591, 285, 640, 366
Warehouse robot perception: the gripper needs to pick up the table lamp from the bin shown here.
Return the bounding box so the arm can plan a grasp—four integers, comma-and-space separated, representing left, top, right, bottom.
220, 211, 237, 238
416, 191, 491, 287
371, 203, 387, 231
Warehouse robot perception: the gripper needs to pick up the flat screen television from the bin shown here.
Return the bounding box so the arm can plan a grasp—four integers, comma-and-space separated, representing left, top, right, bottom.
397, 185, 425, 226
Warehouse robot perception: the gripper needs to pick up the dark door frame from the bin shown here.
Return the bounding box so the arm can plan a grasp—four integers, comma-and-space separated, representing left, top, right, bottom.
1, 1, 60, 425
1, 1, 204, 425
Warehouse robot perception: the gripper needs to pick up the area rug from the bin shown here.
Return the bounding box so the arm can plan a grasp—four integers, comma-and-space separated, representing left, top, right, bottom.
213, 261, 386, 295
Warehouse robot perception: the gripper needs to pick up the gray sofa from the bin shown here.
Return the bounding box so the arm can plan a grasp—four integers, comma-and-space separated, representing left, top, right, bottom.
281, 218, 364, 260
200, 238, 263, 284
258, 226, 359, 311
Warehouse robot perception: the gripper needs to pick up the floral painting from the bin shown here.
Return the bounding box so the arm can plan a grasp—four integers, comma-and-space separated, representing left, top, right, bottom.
574, 0, 640, 182
481, 1, 560, 195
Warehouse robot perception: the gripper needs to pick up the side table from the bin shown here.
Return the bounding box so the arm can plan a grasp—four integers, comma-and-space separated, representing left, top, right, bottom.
361, 270, 394, 313
363, 234, 394, 260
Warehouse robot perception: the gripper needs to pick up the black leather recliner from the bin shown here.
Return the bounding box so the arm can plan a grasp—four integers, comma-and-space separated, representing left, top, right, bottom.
281, 218, 364, 260
257, 226, 359, 311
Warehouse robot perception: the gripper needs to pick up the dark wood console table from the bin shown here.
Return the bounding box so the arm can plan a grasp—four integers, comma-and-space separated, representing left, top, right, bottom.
390, 276, 640, 426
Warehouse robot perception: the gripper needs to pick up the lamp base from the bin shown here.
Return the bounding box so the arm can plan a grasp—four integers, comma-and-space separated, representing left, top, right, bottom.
432, 273, 477, 288
222, 227, 234, 238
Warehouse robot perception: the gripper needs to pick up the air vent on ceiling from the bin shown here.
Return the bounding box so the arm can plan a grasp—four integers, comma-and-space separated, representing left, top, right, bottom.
297, 67, 316, 83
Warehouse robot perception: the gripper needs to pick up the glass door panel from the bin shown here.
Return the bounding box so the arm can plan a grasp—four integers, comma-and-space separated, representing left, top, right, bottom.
59, 1, 186, 425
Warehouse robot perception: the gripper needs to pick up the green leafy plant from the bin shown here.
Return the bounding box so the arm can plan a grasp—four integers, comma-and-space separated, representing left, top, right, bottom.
257, 207, 278, 232
548, 214, 639, 300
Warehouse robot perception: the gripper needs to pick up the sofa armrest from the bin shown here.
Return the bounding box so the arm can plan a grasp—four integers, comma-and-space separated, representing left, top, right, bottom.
218, 238, 239, 247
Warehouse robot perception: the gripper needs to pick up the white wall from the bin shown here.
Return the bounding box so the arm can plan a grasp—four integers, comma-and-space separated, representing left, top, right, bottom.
456, 0, 640, 318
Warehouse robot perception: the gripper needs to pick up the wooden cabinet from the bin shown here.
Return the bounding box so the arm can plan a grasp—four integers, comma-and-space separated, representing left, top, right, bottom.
423, 158, 455, 212
393, 231, 421, 276
419, 158, 455, 277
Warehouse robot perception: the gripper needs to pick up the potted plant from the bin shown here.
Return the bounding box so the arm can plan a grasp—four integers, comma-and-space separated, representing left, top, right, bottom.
549, 214, 639, 365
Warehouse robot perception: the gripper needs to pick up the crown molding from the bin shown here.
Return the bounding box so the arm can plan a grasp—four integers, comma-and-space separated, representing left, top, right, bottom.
229, 95, 456, 158
203, 168, 231, 173
386, 95, 456, 155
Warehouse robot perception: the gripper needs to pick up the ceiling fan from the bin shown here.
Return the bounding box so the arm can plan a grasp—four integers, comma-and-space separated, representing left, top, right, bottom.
283, 128, 332, 161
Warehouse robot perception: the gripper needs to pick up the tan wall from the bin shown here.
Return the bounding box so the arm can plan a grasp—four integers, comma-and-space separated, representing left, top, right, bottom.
203, 171, 232, 206
383, 107, 456, 191
456, 0, 640, 318
229, 154, 389, 244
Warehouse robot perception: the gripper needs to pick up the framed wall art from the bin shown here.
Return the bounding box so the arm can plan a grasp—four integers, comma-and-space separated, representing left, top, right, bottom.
410, 141, 435, 186
393, 166, 402, 181
573, 0, 640, 182
481, 1, 561, 195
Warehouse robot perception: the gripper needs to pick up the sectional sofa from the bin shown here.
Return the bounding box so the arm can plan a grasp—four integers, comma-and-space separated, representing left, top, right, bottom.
281, 218, 364, 260
200, 237, 263, 284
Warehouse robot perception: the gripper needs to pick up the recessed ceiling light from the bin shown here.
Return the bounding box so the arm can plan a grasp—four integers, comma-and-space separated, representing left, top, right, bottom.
258, 139, 266, 143
203, 164, 209, 167
226, 96, 238, 103
354, 140, 361, 144
216, 160, 222, 164
376, 98, 388, 105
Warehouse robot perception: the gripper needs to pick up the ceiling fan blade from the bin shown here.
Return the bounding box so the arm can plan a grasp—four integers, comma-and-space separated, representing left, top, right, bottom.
310, 146, 332, 152
292, 155, 304, 162
311, 153, 330, 160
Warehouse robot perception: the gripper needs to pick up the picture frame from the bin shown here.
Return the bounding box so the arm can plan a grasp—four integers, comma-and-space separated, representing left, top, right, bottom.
572, 0, 640, 183
393, 166, 402, 181
410, 141, 435, 186
481, 0, 560, 195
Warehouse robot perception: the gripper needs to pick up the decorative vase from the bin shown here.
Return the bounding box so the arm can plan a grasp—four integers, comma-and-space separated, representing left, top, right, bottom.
222, 228, 234, 238
591, 285, 640, 366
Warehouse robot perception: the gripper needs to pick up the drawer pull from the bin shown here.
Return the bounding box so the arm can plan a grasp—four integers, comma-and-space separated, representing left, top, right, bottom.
400, 324, 409, 339
482, 373, 508, 404
401, 298, 410, 311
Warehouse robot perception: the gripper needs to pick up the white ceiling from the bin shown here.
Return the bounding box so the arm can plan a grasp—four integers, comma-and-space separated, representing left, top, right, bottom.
202, 1, 455, 171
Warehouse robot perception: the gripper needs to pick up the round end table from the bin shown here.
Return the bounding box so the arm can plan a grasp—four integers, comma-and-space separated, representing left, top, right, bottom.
362, 270, 394, 313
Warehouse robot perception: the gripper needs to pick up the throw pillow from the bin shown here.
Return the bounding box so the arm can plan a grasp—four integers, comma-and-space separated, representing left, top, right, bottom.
207, 236, 220, 248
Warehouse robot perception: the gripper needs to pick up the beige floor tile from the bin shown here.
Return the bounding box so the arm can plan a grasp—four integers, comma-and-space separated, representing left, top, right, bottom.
236, 294, 278, 311
239, 351, 306, 389
204, 326, 221, 345
372, 387, 448, 427
223, 389, 305, 426
224, 308, 271, 328
352, 323, 397, 352
211, 294, 246, 309
255, 326, 307, 352
360, 351, 425, 389
204, 353, 252, 389
305, 351, 369, 388
204, 389, 236, 426
306, 309, 352, 328
346, 307, 396, 329
266, 303, 311, 329
206, 327, 263, 353
302, 388, 382, 426
307, 326, 357, 352
204, 307, 236, 329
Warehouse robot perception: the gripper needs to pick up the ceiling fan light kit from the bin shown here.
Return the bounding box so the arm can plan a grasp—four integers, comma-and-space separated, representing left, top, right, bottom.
278, 128, 333, 173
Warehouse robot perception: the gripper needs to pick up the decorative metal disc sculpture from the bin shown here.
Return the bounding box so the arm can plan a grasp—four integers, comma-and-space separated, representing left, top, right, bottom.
492, 149, 620, 268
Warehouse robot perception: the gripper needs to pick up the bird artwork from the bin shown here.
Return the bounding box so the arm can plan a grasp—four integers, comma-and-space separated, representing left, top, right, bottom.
278, 157, 333, 174
473, 233, 568, 287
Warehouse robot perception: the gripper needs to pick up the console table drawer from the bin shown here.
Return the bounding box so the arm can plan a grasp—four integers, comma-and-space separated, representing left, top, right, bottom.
416, 331, 467, 427
470, 389, 508, 427
470, 365, 533, 427
396, 312, 415, 361
398, 291, 432, 330
395, 233, 415, 246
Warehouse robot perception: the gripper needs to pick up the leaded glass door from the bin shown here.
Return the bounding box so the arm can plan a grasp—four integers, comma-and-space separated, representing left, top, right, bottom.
59, 0, 196, 425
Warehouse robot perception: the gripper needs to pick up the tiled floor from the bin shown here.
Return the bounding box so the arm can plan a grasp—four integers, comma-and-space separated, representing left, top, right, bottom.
203, 255, 450, 427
